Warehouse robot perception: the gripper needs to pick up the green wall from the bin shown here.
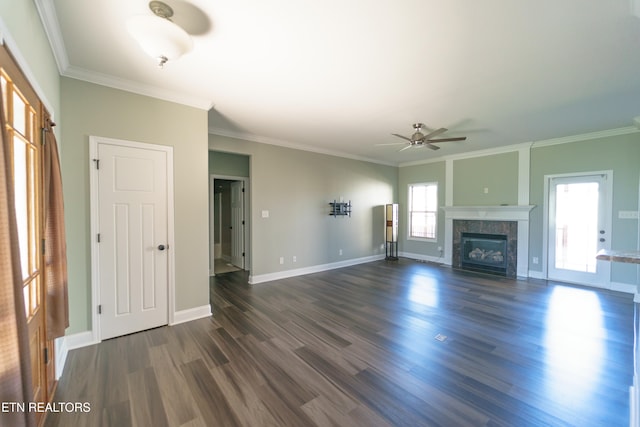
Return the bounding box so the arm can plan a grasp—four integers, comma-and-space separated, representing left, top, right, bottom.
453, 152, 519, 206
209, 150, 250, 177
530, 133, 640, 283
209, 135, 398, 279
61, 78, 209, 333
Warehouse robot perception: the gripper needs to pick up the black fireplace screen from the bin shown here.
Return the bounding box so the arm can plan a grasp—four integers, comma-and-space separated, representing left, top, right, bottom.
461, 232, 508, 274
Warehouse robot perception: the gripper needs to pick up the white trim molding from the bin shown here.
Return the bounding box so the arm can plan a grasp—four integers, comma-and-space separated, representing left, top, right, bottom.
171, 305, 212, 325
249, 255, 385, 285
441, 205, 535, 277
400, 252, 445, 264
61, 331, 97, 351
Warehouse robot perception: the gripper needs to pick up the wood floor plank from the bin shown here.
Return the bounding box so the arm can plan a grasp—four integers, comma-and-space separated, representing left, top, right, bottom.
45, 259, 634, 427
180, 359, 241, 426
127, 367, 169, 427
147, 343, 202, 426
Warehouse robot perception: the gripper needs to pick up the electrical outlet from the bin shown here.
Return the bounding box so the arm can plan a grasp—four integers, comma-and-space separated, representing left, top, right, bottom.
279, 257, 284, 265
293, 256, 297, 263
532, 257, 539, 264
339, 249, 343, 256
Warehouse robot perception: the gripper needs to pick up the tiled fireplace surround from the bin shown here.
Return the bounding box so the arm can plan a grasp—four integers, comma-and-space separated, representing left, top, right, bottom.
453, 220, 518, 277
442, 205, 535, 278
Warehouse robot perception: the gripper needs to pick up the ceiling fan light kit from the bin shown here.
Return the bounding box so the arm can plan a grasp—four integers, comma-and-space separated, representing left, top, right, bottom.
127, 1, 193, 68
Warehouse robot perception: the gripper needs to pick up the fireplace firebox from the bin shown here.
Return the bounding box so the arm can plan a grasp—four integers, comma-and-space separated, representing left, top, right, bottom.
461, 232, 508, 275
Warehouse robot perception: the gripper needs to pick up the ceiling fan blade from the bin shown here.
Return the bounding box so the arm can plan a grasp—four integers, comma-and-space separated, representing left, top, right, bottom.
422, 128, 447, 140
427, 137, 467, 142
426, 143, 440, 150
391, 133, 413, 142
375, 142, 406, 146
397, 144, 413, 152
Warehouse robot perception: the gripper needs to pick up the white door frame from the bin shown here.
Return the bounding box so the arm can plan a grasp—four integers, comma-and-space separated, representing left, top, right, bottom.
542, 170, 612, 288
209, 174, 250, 275
89, 136, 176, 343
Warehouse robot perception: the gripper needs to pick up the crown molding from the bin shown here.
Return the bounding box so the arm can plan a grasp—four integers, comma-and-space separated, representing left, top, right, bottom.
208, 127, 398, 167
530, 126, 639, 148
63, 65, 212, 110
34, 0, 69, 73
399, 142, 534, 167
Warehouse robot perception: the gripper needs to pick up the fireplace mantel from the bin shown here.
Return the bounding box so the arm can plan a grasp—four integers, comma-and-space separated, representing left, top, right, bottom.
442, 205, 535, 221
442, 205, 535, 277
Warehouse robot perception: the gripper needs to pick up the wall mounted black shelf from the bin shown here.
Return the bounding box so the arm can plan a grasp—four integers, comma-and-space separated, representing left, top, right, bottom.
329, 200, 352, 217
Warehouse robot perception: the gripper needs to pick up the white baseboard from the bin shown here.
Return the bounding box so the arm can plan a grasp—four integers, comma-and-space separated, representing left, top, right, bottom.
53, 331, 98, 380
54, 336, 68, 380
631, 382, 639, 427
171, 304, 212, 325
249, 254, 385, 285
64, 330, 98, 350
610, 281, 637, 294
399, 251, 446, 264
528, 270, 545, 279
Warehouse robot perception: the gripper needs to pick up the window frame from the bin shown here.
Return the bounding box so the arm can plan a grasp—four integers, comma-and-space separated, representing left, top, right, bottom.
407, 182, 438, 241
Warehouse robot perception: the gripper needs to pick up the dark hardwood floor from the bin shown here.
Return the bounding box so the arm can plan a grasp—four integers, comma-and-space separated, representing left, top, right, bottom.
45, 259, 634, 426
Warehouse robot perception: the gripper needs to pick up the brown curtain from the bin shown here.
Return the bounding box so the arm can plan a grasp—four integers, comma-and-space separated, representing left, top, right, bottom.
43, 117, 69, 339
0, 76, 35, 427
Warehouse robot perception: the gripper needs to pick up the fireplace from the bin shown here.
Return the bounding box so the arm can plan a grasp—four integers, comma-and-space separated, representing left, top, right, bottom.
442, 205, 534, 278
461, 232, 508, 275
451, 219, 518, 278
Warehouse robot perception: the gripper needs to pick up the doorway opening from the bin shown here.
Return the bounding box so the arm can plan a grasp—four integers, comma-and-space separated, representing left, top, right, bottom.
209, 176, 249, 275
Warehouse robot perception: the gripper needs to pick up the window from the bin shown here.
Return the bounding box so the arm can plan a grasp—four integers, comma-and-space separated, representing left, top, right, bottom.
408, 183, 437, 240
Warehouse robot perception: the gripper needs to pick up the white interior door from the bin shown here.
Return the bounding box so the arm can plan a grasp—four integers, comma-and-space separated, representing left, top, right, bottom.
96, 141, 170, 339
231, 180, 244, 268
547, 173, 611, 287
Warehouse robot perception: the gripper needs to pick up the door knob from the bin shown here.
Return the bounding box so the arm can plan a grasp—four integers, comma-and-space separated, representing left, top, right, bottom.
158, 244, 166, 251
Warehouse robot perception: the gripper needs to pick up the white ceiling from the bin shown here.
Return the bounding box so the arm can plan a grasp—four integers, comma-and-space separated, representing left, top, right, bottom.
39, 0, 640, 165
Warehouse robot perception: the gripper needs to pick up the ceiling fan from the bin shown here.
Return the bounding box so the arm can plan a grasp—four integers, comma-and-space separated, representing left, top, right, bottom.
379, 123, 467, 151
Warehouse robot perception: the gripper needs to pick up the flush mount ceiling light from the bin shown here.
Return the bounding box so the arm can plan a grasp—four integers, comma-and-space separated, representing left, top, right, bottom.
127, 1, 193, 68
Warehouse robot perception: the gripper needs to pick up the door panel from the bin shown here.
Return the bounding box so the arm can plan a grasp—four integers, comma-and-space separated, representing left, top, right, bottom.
231, 181, 244, 269
1, 56, 49, 425
547, 174, 610, 287
98, 143, 169, 340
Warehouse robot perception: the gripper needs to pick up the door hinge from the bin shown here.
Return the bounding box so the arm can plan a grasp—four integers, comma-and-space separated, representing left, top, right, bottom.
242, 252, 245, 257
242, 220, 245, 225
42, 238, 46, 255
97, 233, 101, 243
43, 347, 49, 364
98, 305, 102, 314
242, 187, 245, 192
93, 158, 100, 169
